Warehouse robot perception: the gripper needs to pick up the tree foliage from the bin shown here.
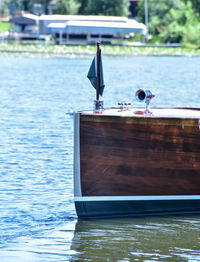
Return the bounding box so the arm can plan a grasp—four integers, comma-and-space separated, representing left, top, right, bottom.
0, 0, 10, 16
55, 0, 80, 15
9, 0, 52, 13
83, 0, 130, 17
137, 0, 200, 47
184, 0, 200, 14
137, 0, 183, 34
160, 1, 200, 45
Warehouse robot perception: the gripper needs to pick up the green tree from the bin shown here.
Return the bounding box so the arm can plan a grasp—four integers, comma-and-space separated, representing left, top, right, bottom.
20, 0, 30, 11
137, 0, 183, 35
55, 0, 80, 14
137, 0, 200, 47
183, 0, 200, 14
12, 0, 37, 12
78, 0, 87, 14
0, 0, 10, 16
10, 0, 53, 13
85, 0, 130, 17
160, 1, 200, 46
37, 0, 52, 13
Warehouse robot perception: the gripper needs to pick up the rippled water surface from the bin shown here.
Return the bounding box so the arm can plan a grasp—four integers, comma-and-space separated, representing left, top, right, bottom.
1, 55, 200, 261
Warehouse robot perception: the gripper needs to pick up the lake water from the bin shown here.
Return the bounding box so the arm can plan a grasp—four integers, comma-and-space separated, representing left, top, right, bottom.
0, 54, 200, 261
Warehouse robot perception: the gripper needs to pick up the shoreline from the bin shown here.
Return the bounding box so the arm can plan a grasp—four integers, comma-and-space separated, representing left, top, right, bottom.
0, 43, 200, 57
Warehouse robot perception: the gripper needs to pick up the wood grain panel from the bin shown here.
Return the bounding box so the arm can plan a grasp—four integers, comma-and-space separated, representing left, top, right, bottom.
80, 115, 200, 196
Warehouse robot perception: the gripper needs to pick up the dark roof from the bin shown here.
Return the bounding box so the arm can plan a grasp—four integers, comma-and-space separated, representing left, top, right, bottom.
10, 13, 39, 25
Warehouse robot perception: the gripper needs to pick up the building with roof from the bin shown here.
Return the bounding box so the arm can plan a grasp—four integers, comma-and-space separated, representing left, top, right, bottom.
38, 14, 128, 34
9, 13, 38, 32
9, 12, 39, 40
9, 13, 146, 44
39, 15, 146, 45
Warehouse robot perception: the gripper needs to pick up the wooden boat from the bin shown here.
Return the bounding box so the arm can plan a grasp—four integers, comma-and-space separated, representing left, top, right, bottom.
73, 44, 200, 218
74, 105, 200, 218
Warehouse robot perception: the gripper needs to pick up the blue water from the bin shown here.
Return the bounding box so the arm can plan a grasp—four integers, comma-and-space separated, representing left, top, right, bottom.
0, 55, 200, 261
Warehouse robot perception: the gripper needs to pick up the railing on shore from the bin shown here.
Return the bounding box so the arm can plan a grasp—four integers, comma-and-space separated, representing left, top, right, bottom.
0, 38, 181, 48
125, 42, 181, 48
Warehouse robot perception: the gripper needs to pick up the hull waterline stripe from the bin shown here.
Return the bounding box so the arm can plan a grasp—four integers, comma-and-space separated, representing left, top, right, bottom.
74, 195, 200, 202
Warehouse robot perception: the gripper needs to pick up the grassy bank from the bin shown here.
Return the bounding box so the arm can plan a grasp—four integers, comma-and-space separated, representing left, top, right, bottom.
0, 22, 11, 32
0, 42, 200, 57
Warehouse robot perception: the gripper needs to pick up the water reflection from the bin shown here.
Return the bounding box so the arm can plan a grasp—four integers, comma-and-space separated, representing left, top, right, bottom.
70, 216, 200, 261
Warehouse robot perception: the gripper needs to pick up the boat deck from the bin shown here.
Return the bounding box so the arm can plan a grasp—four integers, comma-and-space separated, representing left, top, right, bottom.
81, 107, 200, 119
